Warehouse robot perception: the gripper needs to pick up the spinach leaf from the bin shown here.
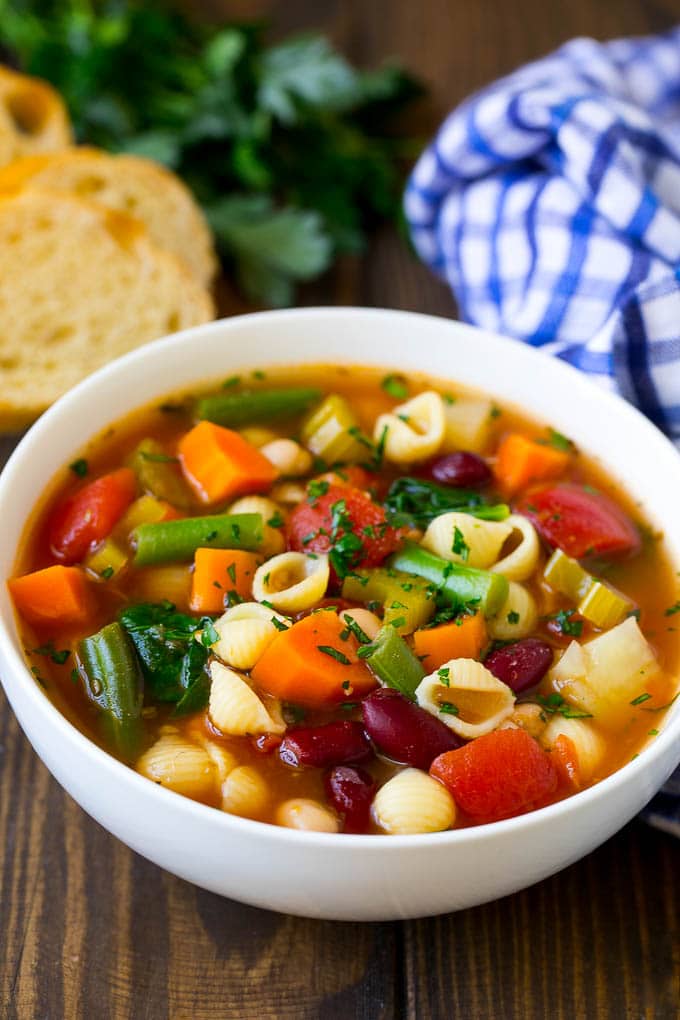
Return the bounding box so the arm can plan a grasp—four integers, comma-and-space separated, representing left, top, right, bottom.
383, 477, 509, 529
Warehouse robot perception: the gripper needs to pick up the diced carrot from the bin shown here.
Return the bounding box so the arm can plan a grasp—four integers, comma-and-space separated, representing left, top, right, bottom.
494, 433, 570, 496
189, 548, 261, 613
251, 610, 377, 708
178, 421, 278, 504
413, 613, 487, 671
8, 565, 94, 626
552, 733, 581, 790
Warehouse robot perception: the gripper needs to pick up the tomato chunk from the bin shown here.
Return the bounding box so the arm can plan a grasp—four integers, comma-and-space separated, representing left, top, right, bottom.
430, 729, 559, 823
516, 483, 640, 559
286, 483, 401, 577
48, 468, 137, 564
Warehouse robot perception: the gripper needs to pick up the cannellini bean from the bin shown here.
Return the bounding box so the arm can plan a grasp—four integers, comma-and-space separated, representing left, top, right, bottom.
276, 798, 340, 832
239, 426, 279, 448
261, 438, 313, 477
270, 481, 307, 504
229, 495, 285, 556
340, 607, 382, 641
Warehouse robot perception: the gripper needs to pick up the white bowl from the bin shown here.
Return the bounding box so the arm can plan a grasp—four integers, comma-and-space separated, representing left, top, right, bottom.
1, 308, 679, 921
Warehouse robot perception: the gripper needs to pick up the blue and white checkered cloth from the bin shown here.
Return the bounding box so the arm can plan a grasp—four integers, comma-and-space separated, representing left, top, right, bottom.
404, 29, 680, 836
405, 28, 680, 443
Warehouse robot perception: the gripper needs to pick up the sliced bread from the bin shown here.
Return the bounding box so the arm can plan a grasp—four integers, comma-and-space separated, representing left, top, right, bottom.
0, 147, 217, 285
0, 66, 72, 167
0, 189, 214, 429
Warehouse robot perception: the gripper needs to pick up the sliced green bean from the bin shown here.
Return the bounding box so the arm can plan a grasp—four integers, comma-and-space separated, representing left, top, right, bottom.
390, 543, 508, 618
132, 512, 263, 566
77, 622, 143, 759
358, 625, 425, 699
196, 388, 322, 427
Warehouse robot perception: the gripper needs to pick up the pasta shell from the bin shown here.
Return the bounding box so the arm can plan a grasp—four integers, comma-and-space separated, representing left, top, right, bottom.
209, 660, 286, 736
372, 769, 455, 834
276, 798, 340, 832
541, 717, 606, 782
416, 658, 515, 739
209, 601, 291, 669
199, 738, 239, 783
136, 734, 217, 801
422, 511, 512, 568
374, 391, 445, 464
487, 582, 538, 640
221, 765, 269, 819
489, 514, 540, 581
252, 551, 330, 612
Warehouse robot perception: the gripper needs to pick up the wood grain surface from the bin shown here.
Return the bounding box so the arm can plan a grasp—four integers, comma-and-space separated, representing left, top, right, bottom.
2, 1, 680, 1017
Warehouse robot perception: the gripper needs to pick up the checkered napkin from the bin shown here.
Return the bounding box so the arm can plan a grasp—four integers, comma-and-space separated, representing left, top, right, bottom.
404, 29, 680, 836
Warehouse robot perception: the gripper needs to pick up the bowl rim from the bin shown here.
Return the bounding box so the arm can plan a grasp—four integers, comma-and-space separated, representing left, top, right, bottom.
1, 305, 679, 850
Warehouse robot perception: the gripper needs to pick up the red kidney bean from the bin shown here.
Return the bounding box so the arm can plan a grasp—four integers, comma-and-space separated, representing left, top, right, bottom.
422, 451, 492, 488
279, 721, 372, 769
484, 639, 554, 694
324, 765, 376, 834
361, 688, 462, 770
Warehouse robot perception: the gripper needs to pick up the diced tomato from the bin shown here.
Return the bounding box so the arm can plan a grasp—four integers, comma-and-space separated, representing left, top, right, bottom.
430, 729, 559, 823
315, 466, 374, 491
516, 483, 640, 559
286, 483, 401, 577
48, 468, 137, 564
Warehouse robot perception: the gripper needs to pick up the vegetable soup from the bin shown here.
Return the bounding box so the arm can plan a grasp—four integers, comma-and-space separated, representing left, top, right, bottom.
8, 366, 680, 834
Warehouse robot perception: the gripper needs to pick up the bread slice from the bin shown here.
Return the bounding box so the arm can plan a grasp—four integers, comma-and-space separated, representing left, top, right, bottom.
0, 147, 217, 286
0, 189, 214, 429
0, 66, 72, 167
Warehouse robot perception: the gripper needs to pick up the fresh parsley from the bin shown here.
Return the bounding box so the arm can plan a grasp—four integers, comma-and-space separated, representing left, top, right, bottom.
381, 374, 409, 399
69, 458, 89, 478
551, 609, 584, 637
536, 693, 593, 719
317, 645, 351, 665
451, 526, 469, 562
2, 1, 422, 306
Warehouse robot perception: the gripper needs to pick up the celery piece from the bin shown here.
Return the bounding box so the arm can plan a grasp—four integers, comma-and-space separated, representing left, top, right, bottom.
342, 568, 435, 634
543, 549, 592, 600
117, 495, 171, 537
359, 625, 425, 700
84, 537, 128, 581
300, 394, 370, 463
130, 438, 193, 508
389, 543, 508, 618
196, 387, 321, 426
577, 581, 633, 630
132, 512, 263, 566
77, 622, 143, 759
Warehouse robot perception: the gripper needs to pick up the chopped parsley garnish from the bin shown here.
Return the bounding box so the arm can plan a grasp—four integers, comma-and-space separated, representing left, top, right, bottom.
537, 428, 574, 452
342, 615, 372, 645
664, 601, 680, 616
226, 562, 237, 584
317, 645, 351, 665
222, 375, 241, 389
70, 668, 80, 684
327, 498, 364, 580
205, 530, 218, 542
230, 523, 241, 541
451, 526, 470, 562
307, 479, 330, 504
283, 703, 306, 725
648, 729, 659, 736
252, 370, 267, 380
32, 642, 70, 665
507, 610, 520, 624
536, 693, 592, 719
381, 373, 409, 399
552, 609, 583, 637
630, 693, 652, 706
225, 590, 243, 608
201, 621, 220, 647
267, 511, 284, 528
69, 458, 89, 477
437, 667, 450, 687
490, 405, 502, 419
271, 616, 289, 632
390, 616, 407, 629
439, 701, 459, 716
100, 566, 115, 580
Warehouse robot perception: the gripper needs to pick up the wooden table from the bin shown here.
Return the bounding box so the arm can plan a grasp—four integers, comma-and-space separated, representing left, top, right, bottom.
2, 1, 680, 1016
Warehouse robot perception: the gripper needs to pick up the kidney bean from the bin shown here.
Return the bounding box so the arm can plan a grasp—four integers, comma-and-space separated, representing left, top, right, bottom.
484, 638, 554, 694
421, 451, 492, 488
279, 721, 372, 769
324, 765, 376, 834
362, 688, 462, 770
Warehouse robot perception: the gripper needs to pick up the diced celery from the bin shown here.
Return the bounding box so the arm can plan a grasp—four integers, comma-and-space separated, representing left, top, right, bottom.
84, 538, 128, 580
543, 549, 592, 600
577, 581, 633, 630
341, 567, 435, 634
358, 625, 425, 699
129, 438, 193, 508
389, 543, 508, 618
300, 394, 370, 463
117, 495, 171, 536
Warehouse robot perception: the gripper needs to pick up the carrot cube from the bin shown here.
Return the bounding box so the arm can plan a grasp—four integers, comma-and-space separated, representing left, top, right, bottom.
178, 421, 278, 504
189, 548, 262, 613
413, 613, 487, 672
8, 564, 94, 626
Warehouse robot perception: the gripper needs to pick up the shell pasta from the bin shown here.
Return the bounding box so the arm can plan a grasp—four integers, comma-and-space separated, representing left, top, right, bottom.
7, 363, 679, 835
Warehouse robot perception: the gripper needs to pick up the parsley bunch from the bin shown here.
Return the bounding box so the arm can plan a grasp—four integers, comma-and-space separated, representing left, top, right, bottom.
0, 0, 422, 305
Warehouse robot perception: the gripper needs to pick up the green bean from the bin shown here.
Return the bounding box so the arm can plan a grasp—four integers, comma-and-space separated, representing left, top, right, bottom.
196, 388, 322, 427
132, 512, 263, 566
77, 622, 143, 759
389, 543, 509, 617
357, 625, 425, 700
